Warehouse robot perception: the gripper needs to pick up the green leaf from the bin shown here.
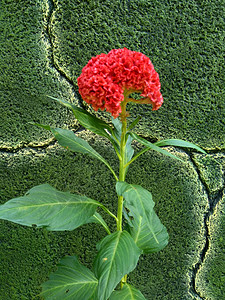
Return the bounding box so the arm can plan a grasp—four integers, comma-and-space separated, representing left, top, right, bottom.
33, 125, 118, 180
85, 212, 111, 234
127, 116, 141, 131
51, 127, 107, 162
116, 182, 168, 250
128, 132, 182, 161
0, 184, 100, 231
29, 122, 51, 131
154, 139, 207, 154
110, 283, 147, 300
41, 255, 98, 300
48, 95, 113, 139
51, 127, 118, 180
128, 211, 169, 253
93, 231, 142, 300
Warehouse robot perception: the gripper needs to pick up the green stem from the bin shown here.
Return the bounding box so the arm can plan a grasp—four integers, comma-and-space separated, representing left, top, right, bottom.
116, 98, 129, 289
116, 100, 127, 231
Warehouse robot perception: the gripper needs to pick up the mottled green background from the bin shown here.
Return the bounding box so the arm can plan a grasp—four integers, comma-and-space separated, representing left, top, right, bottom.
0, 0, 224, 299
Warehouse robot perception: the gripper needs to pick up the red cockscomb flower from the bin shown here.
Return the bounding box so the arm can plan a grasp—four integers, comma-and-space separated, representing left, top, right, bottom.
77, 48, 163, 118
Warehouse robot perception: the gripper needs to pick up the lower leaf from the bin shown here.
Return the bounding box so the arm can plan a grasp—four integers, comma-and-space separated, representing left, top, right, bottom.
0, 184, 100, 231
93, 231, 142, 300
110, 283, 147, 300
41, 256, 98, 300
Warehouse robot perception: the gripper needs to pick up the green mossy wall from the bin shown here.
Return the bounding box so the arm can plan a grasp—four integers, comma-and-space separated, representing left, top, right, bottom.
0, 0, 224, 299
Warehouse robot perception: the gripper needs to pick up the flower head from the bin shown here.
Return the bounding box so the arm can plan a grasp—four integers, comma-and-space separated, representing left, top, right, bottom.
77, 48, 163, 118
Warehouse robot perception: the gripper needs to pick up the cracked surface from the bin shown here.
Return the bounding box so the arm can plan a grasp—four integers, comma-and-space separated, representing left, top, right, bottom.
0, 0, 78, 148
189, 153, 225, 299
0, 0, 225, 299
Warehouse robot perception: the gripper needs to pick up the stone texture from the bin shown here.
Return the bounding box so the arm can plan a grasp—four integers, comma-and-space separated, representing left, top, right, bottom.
49, 0, 225, 149
0, 0, 77, 148
195, 154, 225, 300
195, 194, 225, 299
0, 136, 208, 299
0, 0, 225, 299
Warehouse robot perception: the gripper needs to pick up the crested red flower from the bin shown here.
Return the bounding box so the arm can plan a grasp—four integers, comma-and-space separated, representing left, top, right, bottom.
77, 48, 163, 118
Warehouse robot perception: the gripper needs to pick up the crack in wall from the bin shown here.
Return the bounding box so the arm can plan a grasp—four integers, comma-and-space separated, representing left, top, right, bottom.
45, 0, 85, 109
46, 0, 75, 87
188, 152, 225, 299
0, 137, 56, 154
0, 126, 88, 153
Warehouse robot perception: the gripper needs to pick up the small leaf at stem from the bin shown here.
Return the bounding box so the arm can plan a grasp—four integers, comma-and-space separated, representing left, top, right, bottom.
110, 283, 147, 300
85, 212, 111, 234
30, 123, 51, 131
51, 127, 105, 160
41, 255, 98, 300
0, 184, 101, 231
128, 132, 182, 161
127, 115, 141, 131
154, 139, 207, 154
93, 231, 142, 300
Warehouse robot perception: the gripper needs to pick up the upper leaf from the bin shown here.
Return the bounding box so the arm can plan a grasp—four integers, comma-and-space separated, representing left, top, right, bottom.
128, 132, 182, 161
0, 184, 100, 231
110, 283, 147, 300
48, 95, 113, 139
154, 139, 207, 154
127, 116, 141, 131
93, 230, 141, 300
116, 181, 155, 220
41, 255, 98, 300
51, 127, 108, 164
34, 125, 118, 181
116, 182, 169, 251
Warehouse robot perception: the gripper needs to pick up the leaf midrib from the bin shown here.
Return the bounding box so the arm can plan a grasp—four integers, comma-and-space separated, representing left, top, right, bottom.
55, 130, 105, 162
99, 232, 121, 298
0, 200, 98, 211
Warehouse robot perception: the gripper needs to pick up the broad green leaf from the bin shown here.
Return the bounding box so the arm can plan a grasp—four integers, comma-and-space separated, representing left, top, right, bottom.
85, 212, 111, 234
48, 95, 113, 139
0, 184, 100, 231
116, 182, 168, 249
154, 139, 207, 154
110, 283, 147, 300
93, 231, 141, 300
128, 211, 169, 253
41, 255, 98, 300
116, 181, 155, 218
128, 132, 182, 161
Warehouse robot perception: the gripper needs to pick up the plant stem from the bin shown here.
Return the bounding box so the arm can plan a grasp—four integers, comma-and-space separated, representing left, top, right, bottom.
116, 100, 127, 231
116, 97, 129, 288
